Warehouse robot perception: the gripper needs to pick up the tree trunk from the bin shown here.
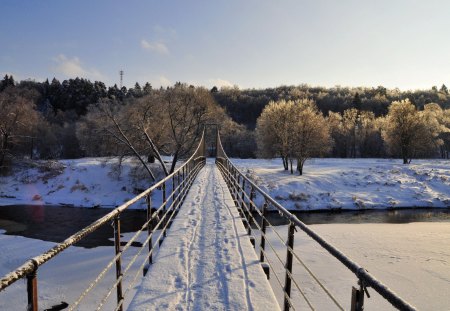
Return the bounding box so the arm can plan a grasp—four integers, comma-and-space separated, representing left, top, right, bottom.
0, 133, 9, 169
143, 131, 169, 176
169, 150, 179, 174
111, 117, 156, 181
289, 158, 293, 174
297, 159, 304, 176
282, 156, 289, 170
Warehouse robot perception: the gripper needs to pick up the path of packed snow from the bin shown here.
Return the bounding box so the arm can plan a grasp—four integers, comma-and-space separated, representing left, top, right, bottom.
129, 161, 280, 311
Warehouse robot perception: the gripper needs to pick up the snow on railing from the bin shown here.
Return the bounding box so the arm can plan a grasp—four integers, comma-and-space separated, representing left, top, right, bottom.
215, 130, 416, 311
0, 131, 206, 311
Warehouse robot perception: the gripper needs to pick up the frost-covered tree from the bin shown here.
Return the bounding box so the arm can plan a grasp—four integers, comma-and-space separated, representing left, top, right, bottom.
342, 108, 359, 158
421, 103, 450, 158
291, 99, 331, 175
442, 109, 450, 158
357, 111, 384, 157
256, 100, 297, 171
256, 99, 331, 175
382, 99, 444, 164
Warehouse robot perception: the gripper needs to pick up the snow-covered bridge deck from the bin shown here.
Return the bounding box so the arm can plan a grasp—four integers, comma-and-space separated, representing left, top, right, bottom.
129, 161, 280, 310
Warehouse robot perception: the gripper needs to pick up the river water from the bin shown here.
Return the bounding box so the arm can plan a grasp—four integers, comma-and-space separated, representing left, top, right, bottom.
0, 205, 146, 248
0, 205, 449, 247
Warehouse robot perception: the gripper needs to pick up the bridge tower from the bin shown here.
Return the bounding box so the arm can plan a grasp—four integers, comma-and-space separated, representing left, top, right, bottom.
204, 123, 219, 157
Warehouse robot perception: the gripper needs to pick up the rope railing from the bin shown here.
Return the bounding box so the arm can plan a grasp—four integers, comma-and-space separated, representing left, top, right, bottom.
215, 130, 417, 311
0, 131, 206, 311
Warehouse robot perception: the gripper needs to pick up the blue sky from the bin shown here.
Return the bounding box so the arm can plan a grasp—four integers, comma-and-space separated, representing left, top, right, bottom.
1, 0, 449, 90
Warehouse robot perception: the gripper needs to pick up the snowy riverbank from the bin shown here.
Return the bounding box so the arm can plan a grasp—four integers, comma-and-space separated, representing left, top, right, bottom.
0, 157, 449, 211
0, 157, 162, 208
232, 158, 450, 210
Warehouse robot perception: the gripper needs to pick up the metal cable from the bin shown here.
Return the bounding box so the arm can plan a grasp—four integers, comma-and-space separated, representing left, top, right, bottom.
286, 269, 315, 310
289, 246, 345, 310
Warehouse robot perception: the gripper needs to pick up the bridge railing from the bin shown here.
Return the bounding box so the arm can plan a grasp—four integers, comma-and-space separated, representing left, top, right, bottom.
216, 131, 416, 311
0, 132, 206, 311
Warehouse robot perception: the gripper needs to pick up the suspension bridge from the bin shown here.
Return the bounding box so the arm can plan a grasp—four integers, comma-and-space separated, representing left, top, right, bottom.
0, 130, 416, 310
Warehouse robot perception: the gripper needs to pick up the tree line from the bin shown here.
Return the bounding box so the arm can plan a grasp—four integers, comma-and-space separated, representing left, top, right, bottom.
1, 74, 449, 175
256, 99, 450, 175
0, 75, 248, 176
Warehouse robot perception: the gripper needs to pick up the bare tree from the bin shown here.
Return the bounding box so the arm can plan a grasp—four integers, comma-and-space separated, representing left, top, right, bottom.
0, 87, 40, 170
77, 85, 222, 179
161, 85, 218, 173
77, 99, 158, 181
124, 94, 170, 175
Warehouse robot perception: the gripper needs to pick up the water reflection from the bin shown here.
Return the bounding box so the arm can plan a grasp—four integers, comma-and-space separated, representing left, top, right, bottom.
0, 205, 146, 248
28, 205, 44, 223
261, 208, 450, 226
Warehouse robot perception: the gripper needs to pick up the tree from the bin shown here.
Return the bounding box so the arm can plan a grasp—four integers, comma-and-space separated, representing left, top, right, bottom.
0, 87, 40, 170
143, 82, 152, 94
161, 85, 219, 173
0, 74, 15, 92
382, 99, 443, 164
77, 99, 159, 181
352, 92, 362, 110
256, 99, 331, 175
327, 111, 347, 157
357, 111, 385, 157
77, 84, 222, 178
291, 99, 332, 175
421, 103, 450, 158
256, 100, 297, 171
342, 108, 359, 157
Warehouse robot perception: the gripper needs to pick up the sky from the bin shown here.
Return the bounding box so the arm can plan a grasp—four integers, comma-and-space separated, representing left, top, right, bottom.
1, 0, 449, 90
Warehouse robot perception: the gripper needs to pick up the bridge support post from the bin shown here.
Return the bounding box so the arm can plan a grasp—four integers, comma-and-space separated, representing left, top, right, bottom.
26, 260, 38, 311
259, 201, 268, 262
162, 181, 167, 243
242, 179, 252, 236
113, 216, 124, 311
283, 222, 295, 311
146, 194, 153, 266
351, 280, 366, 311
176, 171, 181, 209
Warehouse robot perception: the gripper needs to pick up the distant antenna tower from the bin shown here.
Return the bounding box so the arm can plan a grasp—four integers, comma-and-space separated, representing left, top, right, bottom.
119, 70, 124, 88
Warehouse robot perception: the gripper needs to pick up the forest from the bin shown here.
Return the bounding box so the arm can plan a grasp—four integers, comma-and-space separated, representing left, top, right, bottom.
1, 74, 449, 175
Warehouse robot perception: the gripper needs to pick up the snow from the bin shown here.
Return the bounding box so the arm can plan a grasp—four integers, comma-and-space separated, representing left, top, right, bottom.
1, 157, 449, 309
1, 157, 449, 211
1, 222, 448, 310
273, 222, 450, 310
0, 157, 165, 208
129, 161, 280, 310
0, 229, 148, 310
232, 158, 450, 210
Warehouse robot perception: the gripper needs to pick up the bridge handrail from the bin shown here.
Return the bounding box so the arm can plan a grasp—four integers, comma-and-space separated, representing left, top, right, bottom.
0, 131, 206, 310
215, 130, 416, 311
